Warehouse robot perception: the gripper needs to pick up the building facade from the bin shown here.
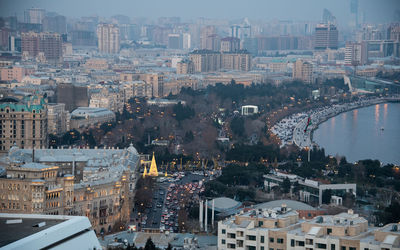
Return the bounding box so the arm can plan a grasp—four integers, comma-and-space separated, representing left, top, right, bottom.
314, 24, 338, 50
292, 60, 313, 84
97, 24, 120, 54
218, 207, 400, 250
0, 146, 139, 234
21, 32, 62, 62
0, 95, 48, 153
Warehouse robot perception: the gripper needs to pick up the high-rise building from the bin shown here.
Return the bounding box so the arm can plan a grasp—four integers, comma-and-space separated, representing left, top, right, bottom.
314, 24, 338, 50
292, 60, 313, 84
0, 95, 48, 153
21, 32, 62, 62
168, 34, 182, 49
189, 50, 221, 72
200, 25, 216, 49
176, 60, 195, 74
183, 33, 191, 50
388, 24, 400, 42
221, 51, 252, 71
42, 15, 66, 34
24, 8, 45, 24
322, 9, 336, 25
345, 41, 368, 66
220, 37, 240, 52
97, 24, 120, 54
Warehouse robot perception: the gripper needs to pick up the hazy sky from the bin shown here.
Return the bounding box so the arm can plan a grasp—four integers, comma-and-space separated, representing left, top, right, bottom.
1, 0, 399, 25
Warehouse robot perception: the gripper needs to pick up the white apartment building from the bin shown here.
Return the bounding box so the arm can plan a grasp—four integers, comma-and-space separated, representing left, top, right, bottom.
218, 207, 400, 250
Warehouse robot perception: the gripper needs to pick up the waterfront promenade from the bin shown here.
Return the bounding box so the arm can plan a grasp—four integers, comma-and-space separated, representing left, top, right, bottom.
271, 95, 400, 149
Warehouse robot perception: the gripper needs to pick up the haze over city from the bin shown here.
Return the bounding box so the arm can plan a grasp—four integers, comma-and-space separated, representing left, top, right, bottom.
0, 0, 399, 249
1, 0, 400, 25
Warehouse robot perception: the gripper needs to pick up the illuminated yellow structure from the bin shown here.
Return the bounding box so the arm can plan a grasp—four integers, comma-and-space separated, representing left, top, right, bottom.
148, 152, 159, 177
142, 166, 147, 178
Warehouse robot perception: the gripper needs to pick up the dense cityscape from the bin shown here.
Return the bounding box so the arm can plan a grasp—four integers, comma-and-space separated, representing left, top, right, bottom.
0, 0, 399, 249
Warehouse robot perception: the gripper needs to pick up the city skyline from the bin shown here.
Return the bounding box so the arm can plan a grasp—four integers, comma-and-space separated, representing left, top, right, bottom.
1, 0, 399, 26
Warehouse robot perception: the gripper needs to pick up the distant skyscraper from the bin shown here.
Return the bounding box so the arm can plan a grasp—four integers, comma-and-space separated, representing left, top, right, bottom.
97, 23, 120, 54
182, 33, 191, 50
350, 0, 359, 28
314, 24, 338, 50
43, 15, 67, 34
200, 25, 216, 49
322, 9, 336, 25
24, 8, 45, 24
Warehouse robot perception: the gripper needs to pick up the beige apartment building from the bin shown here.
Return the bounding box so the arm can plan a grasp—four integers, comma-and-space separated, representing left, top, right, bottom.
218, 206, 400, 250
0, 66, 35, 82
293, 60, 313, 84
0, 95, 48, 153
97, 24, 120, 54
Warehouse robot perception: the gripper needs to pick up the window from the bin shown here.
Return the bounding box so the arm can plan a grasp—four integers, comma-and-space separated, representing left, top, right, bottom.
261, 236, 265, 243
341, 247, 346, 250
291, 239, 295, 247
259, 221, 264, 227
261, 247, 264, 250
306, 239, 313, 245
277, 238, 284, 244
222, 229, 226, 234
222, 239, 225, 244
349, 248, 356, 250
327, 228, 332, 235
227, 243, 236, 249
269, 238, 274, 243
331, 244, 336, 250
247, 235, 256, 241
246, 247, 255, 250
317, 243, 327, 249
228, 233, 236, 239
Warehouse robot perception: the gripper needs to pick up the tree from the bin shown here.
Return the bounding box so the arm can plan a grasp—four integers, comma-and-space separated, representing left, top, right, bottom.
144, 237, 156, 250
165, 244, 173, 250
230, 117, 245, 137
281, 177, 291, 193
322, 189, 332, 204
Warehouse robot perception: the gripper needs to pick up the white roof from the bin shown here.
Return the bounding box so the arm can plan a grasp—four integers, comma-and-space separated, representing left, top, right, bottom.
0, 213, 101, 250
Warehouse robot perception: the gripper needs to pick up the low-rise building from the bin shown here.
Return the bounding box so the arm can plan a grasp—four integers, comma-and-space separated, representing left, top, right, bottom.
218, 207, 400, 250
264, 172, 356, 205
70, 107, 115, 130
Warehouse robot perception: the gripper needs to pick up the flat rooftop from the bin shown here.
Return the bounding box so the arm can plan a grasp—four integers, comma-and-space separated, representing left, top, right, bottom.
0, 217, 66, 247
